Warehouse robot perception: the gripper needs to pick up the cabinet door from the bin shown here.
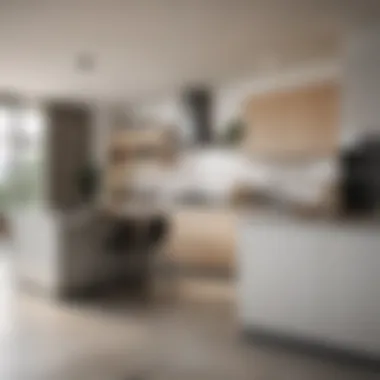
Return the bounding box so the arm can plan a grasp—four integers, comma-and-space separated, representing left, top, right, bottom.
244, 82, 339, 158
166, 209, 236, 271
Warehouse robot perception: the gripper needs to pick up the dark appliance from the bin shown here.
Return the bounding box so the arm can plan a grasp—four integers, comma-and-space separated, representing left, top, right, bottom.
341, 135, 380, 215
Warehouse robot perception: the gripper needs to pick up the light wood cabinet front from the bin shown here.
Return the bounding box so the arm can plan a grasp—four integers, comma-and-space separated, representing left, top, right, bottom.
244, 82, 340, 158
165, 208, 236, 272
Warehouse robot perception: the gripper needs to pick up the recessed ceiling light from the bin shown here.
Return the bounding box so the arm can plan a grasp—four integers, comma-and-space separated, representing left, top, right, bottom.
75, 52, 96, 73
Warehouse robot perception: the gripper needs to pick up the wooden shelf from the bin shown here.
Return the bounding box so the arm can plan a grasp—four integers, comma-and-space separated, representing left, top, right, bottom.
103, 126, 178, 208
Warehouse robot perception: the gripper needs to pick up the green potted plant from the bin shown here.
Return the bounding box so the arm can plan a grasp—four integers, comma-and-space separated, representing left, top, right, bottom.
221, 119, 245, 146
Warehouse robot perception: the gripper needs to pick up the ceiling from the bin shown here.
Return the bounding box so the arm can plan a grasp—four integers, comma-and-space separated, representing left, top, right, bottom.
0, 0, 378, 103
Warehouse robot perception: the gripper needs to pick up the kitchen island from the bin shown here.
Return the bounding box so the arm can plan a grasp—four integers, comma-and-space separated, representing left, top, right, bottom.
237, 212, 380, 360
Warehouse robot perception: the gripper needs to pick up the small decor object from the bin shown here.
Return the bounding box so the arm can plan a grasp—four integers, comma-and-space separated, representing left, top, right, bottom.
222, 119, 245, 146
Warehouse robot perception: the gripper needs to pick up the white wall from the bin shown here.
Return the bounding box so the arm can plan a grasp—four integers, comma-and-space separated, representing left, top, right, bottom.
137, 96, 194, 142
213, 60, 340, 133
342, 25, 380, 146
136, 59, 341, 138
138, 96, 182, 125
238, 218, 380, 355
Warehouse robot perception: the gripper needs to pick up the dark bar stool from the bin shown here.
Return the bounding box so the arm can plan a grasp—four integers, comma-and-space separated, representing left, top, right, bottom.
104, 214, 170, 298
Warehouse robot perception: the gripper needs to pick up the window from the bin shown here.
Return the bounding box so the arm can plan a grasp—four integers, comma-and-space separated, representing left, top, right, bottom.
0, 105, 44, 211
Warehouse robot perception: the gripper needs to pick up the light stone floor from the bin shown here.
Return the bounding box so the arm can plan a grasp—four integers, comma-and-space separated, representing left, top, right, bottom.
0, 253, 379, 380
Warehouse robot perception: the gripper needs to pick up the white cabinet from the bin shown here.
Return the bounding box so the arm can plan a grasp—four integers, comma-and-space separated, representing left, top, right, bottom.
238, 217, 380, 355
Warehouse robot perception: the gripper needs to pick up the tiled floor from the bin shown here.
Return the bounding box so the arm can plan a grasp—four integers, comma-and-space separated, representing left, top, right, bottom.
0, 255, 379, 380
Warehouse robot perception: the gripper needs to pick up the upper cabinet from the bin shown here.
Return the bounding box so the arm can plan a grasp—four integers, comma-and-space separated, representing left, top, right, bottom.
243, 82, 340, 159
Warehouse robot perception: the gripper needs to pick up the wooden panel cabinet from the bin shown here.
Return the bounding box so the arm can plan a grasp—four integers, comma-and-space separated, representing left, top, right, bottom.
243, 82, 340, 158
165, 208, 236, 272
